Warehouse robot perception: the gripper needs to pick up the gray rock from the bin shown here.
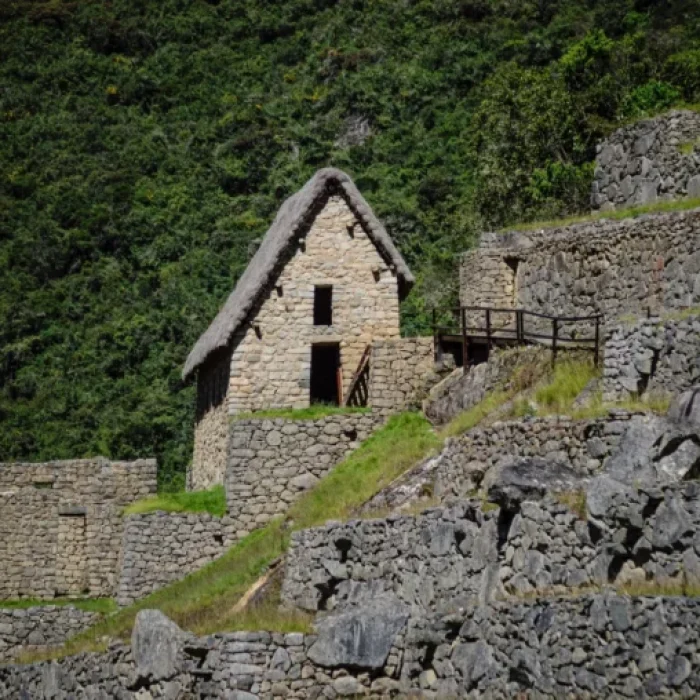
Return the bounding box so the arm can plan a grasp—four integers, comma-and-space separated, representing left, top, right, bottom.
668, 655, 691, 687
452, 640, 494, 689
667, 387, 700, 430
486, 457, 586, 509
652, 495, 692, 548
131, 610, 186, 681
332, 676, 364, 695
307, 595, 409, 669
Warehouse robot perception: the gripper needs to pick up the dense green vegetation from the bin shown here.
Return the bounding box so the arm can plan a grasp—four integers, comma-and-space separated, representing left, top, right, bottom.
2, 0, 700, 484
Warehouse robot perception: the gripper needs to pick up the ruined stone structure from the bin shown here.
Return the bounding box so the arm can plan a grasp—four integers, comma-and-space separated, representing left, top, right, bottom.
0, 458, 156, 600
460, 208, 700, 341
591, 109, 700, 212
184, 168, 422, 490
0, 606, 99, 663
604, 311, 700, 401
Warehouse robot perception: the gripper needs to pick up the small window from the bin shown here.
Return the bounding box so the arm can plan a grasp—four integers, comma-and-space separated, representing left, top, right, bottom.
314, 286, 333, 326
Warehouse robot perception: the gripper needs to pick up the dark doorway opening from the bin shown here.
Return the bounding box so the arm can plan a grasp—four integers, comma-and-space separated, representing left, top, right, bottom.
314, 286, 333, 326
310, 343, 341, 405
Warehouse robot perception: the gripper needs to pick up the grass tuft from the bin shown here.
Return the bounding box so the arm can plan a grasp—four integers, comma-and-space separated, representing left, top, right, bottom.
554, 491, 587, 519
123, 485, 226, 517
534, 360, 599, 414
439, 391, 509, 438
233, 405, 371, 421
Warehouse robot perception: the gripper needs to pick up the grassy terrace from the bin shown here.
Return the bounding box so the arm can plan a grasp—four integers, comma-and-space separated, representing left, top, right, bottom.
123, 485, 226, 517
502, 195, 700, 234
29, 412, 441, 661
233, 405, 372, 421
0, 598, 117, 615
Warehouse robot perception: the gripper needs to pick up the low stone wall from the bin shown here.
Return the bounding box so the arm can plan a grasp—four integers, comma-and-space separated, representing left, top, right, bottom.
433, 413, 635, 499
116, 512, 231, 607
225, 411, 384, 539
591, 109, 700, 211
603, 312, 700, 401
0, 458, 157, 600
281, 502, 498, 614
283, 482, 700, 616
4, 594, 700, 698
0, 606, 99, 662
369, 336, 435, 414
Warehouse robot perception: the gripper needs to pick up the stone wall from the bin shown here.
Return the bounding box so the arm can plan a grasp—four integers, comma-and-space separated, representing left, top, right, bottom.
433, 413, 635, 499
603, 311, 700, 401
282, 482, 700, 615
116, 512, 231, 607
459, 208, 700, 334
591, 109, 700, 212
226, 194, 401, 415
225, 411, 383, 539
368, 336, 435, 414
0, 606, 99, 663
190, 349, 231, 491
0, 458, 157, 600
5, 594, 700, 698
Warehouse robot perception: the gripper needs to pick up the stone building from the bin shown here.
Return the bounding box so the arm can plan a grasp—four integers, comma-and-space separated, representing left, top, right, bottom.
183, 168, 418, 489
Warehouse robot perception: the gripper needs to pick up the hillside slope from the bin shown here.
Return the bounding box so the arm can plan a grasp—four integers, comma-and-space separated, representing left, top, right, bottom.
2, 0, 700, 481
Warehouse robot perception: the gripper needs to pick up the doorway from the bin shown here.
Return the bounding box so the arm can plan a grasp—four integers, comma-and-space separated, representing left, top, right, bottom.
310, 343, 341, 405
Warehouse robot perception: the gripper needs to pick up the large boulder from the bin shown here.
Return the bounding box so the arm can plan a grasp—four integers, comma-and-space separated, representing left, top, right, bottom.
602, 412, 700, 486
667, 387, 700, 430
307, 595, 409, 669
486, 457, 588, 510
131, 610, 187, 682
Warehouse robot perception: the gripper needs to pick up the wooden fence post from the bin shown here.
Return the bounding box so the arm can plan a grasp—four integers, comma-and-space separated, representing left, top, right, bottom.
462, 307, 468, 375
552, 318, 559, 367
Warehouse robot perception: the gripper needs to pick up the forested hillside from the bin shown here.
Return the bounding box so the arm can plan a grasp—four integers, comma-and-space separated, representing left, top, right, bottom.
2, 0, 699, 485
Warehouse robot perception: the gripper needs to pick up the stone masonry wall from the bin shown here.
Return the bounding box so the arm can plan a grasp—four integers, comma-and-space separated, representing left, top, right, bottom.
591, 109, 700, 211
0, 458, 157, 600
369, 337, 434, 414
433, 413, 635, 499
0, 606, 99, 663
226, 194, 401, 415
282, 482, 700, 615
4, 595, 700, 699
190, 349, 231, 491
225, 411, 384, 539
603, 311, 700, 401
459, 208, 700, 335
116, 512, 231, 607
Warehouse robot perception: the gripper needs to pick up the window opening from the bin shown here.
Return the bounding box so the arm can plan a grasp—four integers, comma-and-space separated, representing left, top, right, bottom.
314, 286, 333, 326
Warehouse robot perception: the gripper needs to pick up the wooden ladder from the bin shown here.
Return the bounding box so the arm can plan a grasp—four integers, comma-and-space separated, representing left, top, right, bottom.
343, 345, 372, 407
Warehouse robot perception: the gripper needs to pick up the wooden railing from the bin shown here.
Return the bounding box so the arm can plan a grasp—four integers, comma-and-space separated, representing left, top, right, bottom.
432, 306, 603, 373
344, 345, 372, 407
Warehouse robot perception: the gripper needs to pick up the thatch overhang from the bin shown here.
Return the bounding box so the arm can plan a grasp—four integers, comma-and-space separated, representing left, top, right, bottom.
182, 168, 414, 381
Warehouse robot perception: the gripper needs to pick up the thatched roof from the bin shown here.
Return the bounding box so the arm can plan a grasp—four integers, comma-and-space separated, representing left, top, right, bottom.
183, 168, 414, 380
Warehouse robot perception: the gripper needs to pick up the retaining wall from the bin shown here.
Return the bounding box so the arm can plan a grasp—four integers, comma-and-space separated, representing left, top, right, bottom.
282, 482, 700, 615
433, 413, 635, 499
116, 512, 231, 607
0, 458, 157, 600
225, 411, 384, 539
460, 208, 700, 333
0, 606, 99, 663
591, 109, 700, 211
4, 594, 700, 698
603, 312, 700, 401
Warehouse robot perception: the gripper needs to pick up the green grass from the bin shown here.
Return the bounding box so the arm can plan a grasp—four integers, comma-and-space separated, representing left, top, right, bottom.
26, 413, 440, 662
439, 391, 510, 439
502, 196, 700, 234
123, 485, 226, 517
0, 598, 117, 615
678, 138, 700, 155
534, 360, 599, 414
233, 405, 372, 420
